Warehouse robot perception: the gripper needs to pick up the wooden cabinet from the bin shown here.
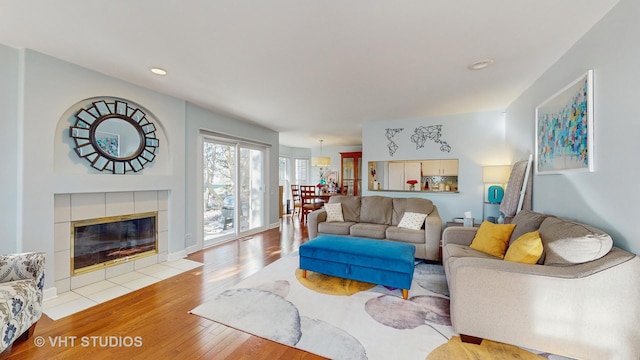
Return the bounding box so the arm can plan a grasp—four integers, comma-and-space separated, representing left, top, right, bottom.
421, 159, 458, 176
340, 152, 362, 196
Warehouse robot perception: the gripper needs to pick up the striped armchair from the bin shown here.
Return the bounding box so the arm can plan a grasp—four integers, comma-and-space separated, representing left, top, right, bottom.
0, 252, 45, 353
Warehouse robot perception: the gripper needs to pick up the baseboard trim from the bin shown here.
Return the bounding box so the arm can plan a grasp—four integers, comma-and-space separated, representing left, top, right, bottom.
167, 250, 187, 261
43, 287, 57, 301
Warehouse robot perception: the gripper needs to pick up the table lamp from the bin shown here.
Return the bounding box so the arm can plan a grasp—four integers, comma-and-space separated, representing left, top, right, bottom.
483, 165, 511, 203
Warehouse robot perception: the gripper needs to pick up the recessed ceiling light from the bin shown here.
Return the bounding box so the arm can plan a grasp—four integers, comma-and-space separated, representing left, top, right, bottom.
468, 59, 495, 71
150, 67, 167, 75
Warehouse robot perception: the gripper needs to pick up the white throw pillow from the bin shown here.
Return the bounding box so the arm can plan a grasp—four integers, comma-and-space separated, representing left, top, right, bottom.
397, 212, 427, 230
324, 203, 344, 222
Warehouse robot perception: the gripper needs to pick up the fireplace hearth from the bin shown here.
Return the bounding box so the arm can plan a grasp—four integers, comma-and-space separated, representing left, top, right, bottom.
71, 212, 158, 275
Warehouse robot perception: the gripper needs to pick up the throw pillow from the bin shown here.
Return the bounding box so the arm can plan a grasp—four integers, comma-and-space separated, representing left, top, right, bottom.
470, 221, 516, 259
504, 231, 543, 264
324, 203, 344, 222
538, 217, 613, 265
397, 212, 428, 230
508, 210, 549, 246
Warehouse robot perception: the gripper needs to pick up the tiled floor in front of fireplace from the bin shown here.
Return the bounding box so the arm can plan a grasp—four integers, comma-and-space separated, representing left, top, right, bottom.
43, 259, 203, 320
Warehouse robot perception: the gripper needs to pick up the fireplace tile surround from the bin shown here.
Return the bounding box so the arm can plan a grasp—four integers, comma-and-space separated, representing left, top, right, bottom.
54, 191, 169, 293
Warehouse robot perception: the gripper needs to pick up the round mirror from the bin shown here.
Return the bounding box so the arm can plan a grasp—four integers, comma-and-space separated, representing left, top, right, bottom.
69, 98, 159, 174
92, 116, 144, 160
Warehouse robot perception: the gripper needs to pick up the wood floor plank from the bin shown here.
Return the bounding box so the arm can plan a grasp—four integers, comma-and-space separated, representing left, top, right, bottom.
1, 215, 325, 360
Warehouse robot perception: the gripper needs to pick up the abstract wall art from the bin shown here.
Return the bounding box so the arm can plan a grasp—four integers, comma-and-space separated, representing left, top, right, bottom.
535, 70, 594, 174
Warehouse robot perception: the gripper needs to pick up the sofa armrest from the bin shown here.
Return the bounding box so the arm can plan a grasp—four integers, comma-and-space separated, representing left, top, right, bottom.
447, 249, 640, 359
442, 226, 478, 247
0, 252, 45, 285
423, 206, 443, 260
307, 209, 327, 239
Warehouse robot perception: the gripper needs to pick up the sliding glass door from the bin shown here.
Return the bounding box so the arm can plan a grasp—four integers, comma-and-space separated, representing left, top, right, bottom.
202, 136, 266, 246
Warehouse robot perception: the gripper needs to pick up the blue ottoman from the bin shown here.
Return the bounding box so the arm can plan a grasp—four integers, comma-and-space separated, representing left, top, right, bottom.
299, 235, 415, 299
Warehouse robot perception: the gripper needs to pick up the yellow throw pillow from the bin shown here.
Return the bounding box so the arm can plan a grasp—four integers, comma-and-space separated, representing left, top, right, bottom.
470, 221, 516, 259
504, 231, 544, 264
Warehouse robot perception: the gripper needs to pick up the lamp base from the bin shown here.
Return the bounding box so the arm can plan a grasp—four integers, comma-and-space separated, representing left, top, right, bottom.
487, 185, 504, 203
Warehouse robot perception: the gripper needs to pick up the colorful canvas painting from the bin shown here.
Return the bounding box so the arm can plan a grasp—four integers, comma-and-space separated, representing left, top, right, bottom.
95, 131, 120, 157
535, 70, 594, 174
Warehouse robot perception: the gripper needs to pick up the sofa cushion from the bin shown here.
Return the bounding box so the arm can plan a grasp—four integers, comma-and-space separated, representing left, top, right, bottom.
328, 195, 361, 222
385, 226, 425, 244
443, 243, 499, 260
317, 221, 356, 236
324, 203, 344, 222
469, 221, 516, 259
391, 198, 434, 225
504, 231, 543, 264
539, 217, 613, 266
397, 212, 427, 230
508, 210, 549, 245
359, 196, 392, 225
350, 223, 388, 239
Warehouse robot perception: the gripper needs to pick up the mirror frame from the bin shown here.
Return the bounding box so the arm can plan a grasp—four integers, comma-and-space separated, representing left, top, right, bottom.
69, 98, 159, 174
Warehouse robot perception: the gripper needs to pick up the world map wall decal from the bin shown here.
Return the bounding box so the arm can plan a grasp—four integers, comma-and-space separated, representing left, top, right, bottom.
385, 128, 404, 156
411, 125, 451, 153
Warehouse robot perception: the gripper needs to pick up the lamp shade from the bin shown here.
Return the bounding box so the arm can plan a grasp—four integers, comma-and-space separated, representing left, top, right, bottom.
312, 156, 331, 167
483, 165, 511, 184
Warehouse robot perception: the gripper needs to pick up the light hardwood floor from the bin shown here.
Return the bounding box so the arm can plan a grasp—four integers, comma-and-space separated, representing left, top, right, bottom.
2, 215, 325, 360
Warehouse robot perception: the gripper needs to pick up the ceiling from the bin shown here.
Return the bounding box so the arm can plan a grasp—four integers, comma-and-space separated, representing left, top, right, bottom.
0, 0, 619, 148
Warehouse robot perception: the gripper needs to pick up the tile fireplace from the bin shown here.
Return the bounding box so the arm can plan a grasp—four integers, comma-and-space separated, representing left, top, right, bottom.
54, 191, 169, 293
71, 212, 158, 275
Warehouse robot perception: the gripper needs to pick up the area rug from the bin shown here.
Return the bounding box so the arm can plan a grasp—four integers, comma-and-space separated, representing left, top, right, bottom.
190, 252, 455, 360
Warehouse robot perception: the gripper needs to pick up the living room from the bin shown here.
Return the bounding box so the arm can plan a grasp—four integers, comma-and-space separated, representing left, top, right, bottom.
1, 0, 639, 358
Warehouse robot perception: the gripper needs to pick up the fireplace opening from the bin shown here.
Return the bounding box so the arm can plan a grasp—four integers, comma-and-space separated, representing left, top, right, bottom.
71, 212, 158, 275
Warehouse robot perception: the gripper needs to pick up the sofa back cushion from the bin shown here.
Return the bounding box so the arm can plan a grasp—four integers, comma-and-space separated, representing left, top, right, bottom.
359, 196, 393, 225
328, 195, 361, 222
508, 210, 549, 245
391, 197, 435, 226
538, 217, 613, 266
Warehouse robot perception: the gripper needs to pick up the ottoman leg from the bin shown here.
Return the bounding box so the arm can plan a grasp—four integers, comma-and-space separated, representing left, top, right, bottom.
402, 289, 408, 300
302, 269, 307, 278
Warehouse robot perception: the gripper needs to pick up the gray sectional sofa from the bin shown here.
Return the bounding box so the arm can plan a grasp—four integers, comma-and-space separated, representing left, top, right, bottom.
442, 210, 640, 360
307, 195, 442, 261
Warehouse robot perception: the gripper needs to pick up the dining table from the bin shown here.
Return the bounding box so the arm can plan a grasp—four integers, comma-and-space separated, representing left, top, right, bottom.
300, 192, 337, 223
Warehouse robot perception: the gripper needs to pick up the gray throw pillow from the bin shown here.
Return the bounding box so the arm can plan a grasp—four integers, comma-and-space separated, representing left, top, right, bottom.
509, 210, 549, 245
328, 195, 361, 222
359, 196, 393, 225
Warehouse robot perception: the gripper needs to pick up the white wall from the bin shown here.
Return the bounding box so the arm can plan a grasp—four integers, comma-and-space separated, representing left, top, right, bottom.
16, 49, 186, 289
0, 44, 19, 254
362, 111, 508, 224
505, 0, 639, 254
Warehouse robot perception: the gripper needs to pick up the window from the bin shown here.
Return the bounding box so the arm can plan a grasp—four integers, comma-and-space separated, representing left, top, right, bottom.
294, 158, 310, 185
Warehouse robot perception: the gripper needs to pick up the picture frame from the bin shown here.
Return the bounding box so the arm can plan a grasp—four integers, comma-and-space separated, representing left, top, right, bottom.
325, 170, 339, 185
535, 70, 594, 174
95, 131, 120, 157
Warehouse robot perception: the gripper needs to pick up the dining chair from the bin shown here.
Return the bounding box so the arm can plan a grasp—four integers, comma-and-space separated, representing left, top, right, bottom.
300, 185, 324, 223
290, 184, 302, 218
